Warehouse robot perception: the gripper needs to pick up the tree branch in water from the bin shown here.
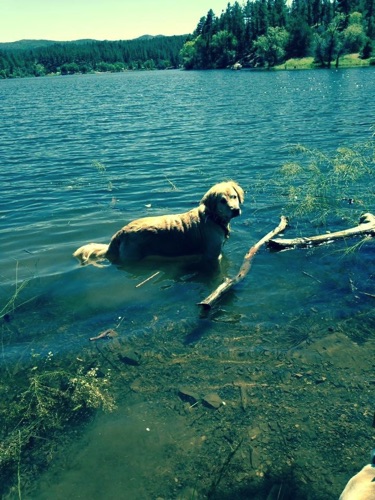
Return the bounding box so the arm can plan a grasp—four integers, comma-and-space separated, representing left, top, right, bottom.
267, 213, 375, 251
198, 216, 288, 310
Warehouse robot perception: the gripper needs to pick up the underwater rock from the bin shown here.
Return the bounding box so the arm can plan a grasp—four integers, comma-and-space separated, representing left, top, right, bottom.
178, 387, 200, 405
118, 350, 141, 366
203, 392, 223, 409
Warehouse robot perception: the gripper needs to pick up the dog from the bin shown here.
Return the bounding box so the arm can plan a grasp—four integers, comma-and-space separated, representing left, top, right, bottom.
73, 180, 244, 266
339, 462, 375, 500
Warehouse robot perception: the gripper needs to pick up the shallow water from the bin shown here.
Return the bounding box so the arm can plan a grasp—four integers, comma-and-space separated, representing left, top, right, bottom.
2, 68, 375, 355
1, 68, 375, 498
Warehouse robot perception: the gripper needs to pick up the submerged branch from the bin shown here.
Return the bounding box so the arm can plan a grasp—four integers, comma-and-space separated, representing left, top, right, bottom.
198, 216, 288, 310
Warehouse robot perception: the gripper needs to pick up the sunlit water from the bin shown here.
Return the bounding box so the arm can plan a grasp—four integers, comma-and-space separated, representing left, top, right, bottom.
1, 68, 375, 498
1, 68, 374, 356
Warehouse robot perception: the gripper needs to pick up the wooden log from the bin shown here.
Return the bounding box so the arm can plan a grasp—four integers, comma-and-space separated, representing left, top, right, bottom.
198, 216, 288, 310
267, 213, 375, 251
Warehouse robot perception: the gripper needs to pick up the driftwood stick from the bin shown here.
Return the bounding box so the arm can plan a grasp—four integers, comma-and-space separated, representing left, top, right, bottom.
135, 271, 160, 288
267, 213, 375, 251
198, 216, 288, 310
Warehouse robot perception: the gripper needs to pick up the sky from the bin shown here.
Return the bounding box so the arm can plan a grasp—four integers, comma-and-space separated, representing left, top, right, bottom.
0, 0, 230, 43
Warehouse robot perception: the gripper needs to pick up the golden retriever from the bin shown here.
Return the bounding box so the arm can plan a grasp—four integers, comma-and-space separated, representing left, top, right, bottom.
73, 180, 244, 266
339, 463, 375, 500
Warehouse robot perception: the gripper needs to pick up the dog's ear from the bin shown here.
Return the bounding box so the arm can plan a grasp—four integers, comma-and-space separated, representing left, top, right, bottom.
200, 188, 219, 212
229, 181, 245, 204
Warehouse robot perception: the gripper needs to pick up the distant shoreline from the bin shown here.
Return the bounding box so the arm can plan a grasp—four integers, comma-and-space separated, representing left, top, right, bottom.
1, 55, 374, 80
274, 53, 374, 70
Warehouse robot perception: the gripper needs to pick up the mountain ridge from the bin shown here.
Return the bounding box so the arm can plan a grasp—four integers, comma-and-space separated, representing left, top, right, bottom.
0, 35, 171, 51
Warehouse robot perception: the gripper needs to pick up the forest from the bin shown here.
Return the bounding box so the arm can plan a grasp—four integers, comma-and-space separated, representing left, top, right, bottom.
0, 0, 374, 77
182, 0, 375, 69
0, 36, 186, 78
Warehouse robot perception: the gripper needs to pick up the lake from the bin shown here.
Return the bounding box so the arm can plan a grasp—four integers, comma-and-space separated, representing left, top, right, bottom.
1, 68, 374, 499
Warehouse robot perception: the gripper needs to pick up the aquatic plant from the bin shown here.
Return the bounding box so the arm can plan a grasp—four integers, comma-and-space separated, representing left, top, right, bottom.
92, 160, 106, 173
279, 134, 375, 226
91, 159, 114, 193
0, 351, 116, 497
70, 366, 116, 412
0, 262, 34, 318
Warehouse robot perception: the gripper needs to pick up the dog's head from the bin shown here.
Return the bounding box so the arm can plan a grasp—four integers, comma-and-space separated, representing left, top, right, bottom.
200, 181, 244, 223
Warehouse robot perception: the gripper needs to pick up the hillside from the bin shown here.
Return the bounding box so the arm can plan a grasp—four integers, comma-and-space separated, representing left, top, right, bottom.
0, 35, 187, 77
0, 35, 169, 51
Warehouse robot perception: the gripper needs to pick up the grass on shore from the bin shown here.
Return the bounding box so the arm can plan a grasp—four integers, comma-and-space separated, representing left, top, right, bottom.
275, 53, 374, 70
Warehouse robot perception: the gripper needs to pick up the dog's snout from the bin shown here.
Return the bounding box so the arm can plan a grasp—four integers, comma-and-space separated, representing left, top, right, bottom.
231, 208, 241, 217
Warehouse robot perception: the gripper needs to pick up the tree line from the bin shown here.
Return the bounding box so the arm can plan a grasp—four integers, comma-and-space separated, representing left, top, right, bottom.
1, 0, 374, 78
0, 36, 186, 78
181, 0, 375, 69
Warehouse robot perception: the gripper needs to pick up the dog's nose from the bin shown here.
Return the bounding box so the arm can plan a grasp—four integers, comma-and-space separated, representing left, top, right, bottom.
231, 208, 241, 217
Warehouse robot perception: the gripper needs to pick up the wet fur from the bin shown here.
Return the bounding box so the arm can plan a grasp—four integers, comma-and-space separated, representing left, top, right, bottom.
73, 181, 244, 267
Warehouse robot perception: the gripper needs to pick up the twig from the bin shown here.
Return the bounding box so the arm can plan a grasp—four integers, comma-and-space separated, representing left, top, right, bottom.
164, 174, 177, 190
302, 271, 322, 283
17, 430, 22, 500
208, 439, 243, 498
89, 329, 117, 341
94, 343, 122, 372
135, 271, 160, 288
198, 216, 288, 310
239, 384, 248, 411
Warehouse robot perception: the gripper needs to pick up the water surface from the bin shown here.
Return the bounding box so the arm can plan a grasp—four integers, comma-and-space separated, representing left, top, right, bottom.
1, 68, 374, 498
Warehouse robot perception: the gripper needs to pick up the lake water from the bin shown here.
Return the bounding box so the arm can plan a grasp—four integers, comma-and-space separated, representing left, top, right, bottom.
1, 68, 375, 499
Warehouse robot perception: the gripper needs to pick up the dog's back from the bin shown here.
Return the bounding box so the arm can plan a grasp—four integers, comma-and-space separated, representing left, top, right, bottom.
106, 206, 224, 262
